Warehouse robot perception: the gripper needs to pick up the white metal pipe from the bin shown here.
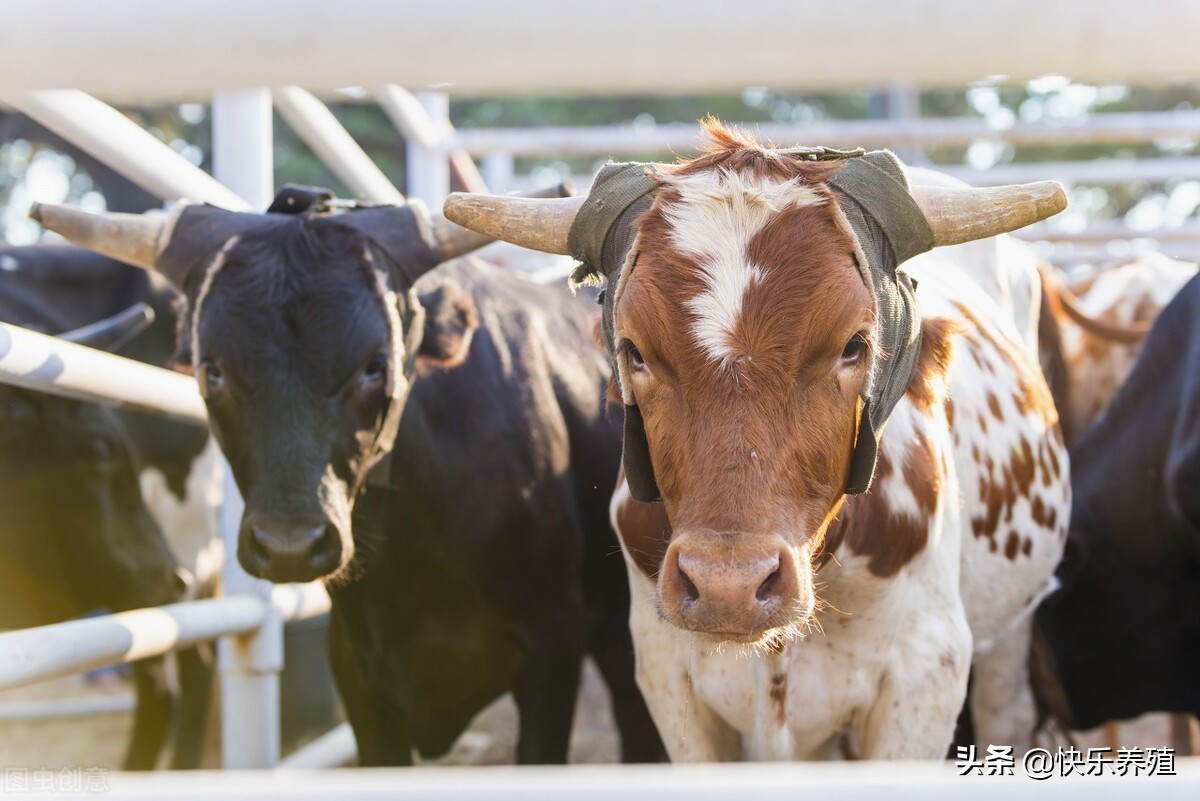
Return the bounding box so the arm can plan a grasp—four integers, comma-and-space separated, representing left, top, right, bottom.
377, 85, 488, 194
374, 85, 443, 150
3, 1, 1200, 101
1019, 221, 1200, 243
0, 322, 207, 425
0, 90, 249, 210
0, 694, 136, 721
405, 92, 451, 210
212, 89, 274, 211
273, 86, 405, 204
270, 582, 332, 623
211, 88, 282, 770
29, 759, 1200, 800
940, 158, 1200, 187
278, 723, 357, 769
447, 111, 1200, 157
0, 588, 324, 694
0, 597, 266, 691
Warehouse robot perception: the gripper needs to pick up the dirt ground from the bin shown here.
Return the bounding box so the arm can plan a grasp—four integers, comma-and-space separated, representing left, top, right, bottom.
0, 658, 618, 770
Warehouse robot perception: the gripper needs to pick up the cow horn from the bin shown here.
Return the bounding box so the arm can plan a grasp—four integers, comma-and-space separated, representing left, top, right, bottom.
911, 181, 1068, 246
58, 302, 156, 353
445, 179, 1067, 255
441, 192, 585, 256
28, 202, 183, 271
434, 182, 579, 260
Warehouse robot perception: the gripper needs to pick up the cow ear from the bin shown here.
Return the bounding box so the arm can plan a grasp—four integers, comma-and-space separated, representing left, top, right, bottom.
415, 285, 478, 370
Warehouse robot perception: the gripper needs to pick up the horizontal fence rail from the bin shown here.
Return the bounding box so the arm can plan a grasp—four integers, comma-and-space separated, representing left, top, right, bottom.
0, 322, 207, 425
447, 111, 1200, 157
0, 585, 329, 692
28, 760, 1200, 800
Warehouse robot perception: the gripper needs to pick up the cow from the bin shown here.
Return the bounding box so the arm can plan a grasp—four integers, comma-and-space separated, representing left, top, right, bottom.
0, 307, 200, 770
443, 121, 1072, 760
1039, 252, 1198, 442
30, 185, 664, 765
1038, 272, 1200, 730
0, 246, 218, 585
0, 244, 343, 758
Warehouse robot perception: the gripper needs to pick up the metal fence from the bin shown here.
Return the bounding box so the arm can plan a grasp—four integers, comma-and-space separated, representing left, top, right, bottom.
2, 81, 1198, 793
0, 321, 332, 768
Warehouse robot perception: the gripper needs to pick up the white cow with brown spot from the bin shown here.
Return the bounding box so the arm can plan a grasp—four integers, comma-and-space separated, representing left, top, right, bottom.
1042, 252, 1198, 440
446, 122, 1070, 761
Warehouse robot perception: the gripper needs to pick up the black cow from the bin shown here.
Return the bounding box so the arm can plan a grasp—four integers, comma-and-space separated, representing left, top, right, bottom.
1038, 273, 1200, 729
0, 246, 210, 501
33, 190, 663, 764
0, 308, 201, 770
0, 244, 343, 761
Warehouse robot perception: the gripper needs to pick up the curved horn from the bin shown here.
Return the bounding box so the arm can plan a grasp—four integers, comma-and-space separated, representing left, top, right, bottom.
442, 192, 585, 256
59, 302, 156, 353
911, 181, 1067, 246
433, 182, 579, 261
28, 203, 179, 270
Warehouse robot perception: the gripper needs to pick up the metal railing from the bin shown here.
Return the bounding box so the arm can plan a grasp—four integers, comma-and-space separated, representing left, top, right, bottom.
0, 322, 331, 767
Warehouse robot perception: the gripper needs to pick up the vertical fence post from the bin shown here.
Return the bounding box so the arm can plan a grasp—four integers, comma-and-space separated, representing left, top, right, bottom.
406, 91, 450, 210
481, 153, 515, 195
211, 88, 281, 770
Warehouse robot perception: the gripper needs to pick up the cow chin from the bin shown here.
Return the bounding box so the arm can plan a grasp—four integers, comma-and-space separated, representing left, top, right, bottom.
657, 531, 816, 643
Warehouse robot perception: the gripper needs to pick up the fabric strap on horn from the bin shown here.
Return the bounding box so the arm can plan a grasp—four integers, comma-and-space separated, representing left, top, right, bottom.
567, 150, 934, 502
827, 151, 933, 494
567, 163, 662, 502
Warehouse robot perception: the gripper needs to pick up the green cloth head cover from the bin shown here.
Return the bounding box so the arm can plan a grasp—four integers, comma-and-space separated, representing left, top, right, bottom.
568, 150, 933, 502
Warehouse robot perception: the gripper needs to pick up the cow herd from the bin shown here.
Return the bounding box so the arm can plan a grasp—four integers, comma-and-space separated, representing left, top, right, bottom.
2, 119, 1197, 768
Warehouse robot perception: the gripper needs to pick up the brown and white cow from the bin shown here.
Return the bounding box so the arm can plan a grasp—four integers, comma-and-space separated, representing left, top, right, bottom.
446, 123, 1070, 760
1042, 252, 1198, 440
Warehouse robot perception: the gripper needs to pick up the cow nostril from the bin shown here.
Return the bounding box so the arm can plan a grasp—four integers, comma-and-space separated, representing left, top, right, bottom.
308, 525, 339, 563
755, 565, 782, 603
249, 527, 273, 563
675, 557, 701, 606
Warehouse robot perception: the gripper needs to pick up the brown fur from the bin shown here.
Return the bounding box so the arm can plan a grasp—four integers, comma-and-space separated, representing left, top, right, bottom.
614, 469, 673, 579
619, 129, 869, 549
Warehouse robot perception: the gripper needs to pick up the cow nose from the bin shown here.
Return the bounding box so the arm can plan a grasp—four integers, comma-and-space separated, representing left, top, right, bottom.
240, 516, 343, 582
660, 536, 801, 636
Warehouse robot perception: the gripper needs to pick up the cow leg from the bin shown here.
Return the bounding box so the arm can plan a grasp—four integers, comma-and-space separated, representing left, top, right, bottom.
588, 622, 666, 762
123, 656, 172, 770
327, 605, 414, 766
860, 611, 972, 759
514, 643, 583, 764
971, 616, 1037, 752
168, 643, 213, 769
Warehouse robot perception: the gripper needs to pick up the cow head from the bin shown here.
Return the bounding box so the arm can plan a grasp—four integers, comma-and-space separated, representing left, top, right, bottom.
444, 121, 1066, 642
29, 186, 538, 583
0, 308, 188, 625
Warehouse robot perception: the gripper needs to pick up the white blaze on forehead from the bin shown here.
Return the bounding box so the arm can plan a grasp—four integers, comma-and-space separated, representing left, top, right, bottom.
658, 168, 823, 363
190, 236, 241, 371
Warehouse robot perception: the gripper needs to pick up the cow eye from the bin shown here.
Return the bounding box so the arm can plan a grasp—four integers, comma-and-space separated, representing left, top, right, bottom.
840, 333, 867, 363
620, 340, 646, 369
201, 360, 224, 393
362, 354, 388, 384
